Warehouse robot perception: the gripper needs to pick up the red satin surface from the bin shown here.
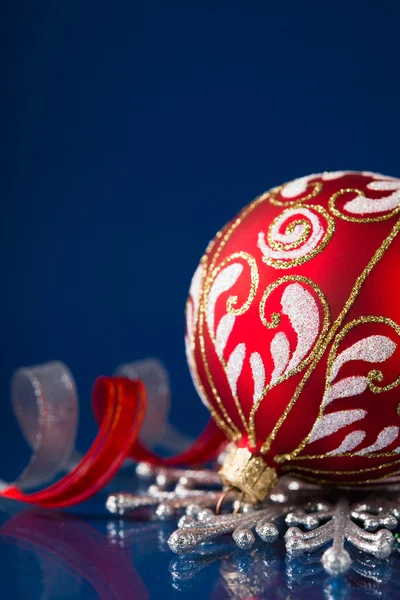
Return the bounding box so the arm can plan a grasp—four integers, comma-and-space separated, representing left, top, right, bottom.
1, 376, 227, 507
188, 171, 400, 485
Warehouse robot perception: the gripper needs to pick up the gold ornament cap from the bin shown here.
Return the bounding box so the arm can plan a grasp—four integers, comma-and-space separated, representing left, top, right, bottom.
218, 445, 277, 504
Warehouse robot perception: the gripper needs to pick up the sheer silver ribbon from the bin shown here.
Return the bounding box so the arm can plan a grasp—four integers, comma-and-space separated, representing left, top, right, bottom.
0, 358, 190, 492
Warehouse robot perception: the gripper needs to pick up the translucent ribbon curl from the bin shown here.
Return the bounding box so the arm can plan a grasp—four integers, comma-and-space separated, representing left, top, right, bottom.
0, 359, 227, 507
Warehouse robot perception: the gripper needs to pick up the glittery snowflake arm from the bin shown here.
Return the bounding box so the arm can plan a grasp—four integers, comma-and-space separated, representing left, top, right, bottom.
106, 464, 399, 576
285, 497, 394, 575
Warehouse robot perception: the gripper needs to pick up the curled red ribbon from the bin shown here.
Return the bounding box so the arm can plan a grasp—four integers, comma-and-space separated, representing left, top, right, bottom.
0, 361, 227, 508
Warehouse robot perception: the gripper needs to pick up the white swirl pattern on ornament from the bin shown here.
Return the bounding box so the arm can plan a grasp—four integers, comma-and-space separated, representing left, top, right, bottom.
185, 264, 211, 408
215, 313, 236, 359
226, 343, 246, 399
270, 331, 290, 384
355, 426, 399, 456
308, 409, 367, 444
280, 171, 350, 198
344, 178, 400, 215
328, 431, 367, 455
250, 352, 265, 404
329, 335, 396, 383
323, 376, 368, 408
280, 171, 400, 219
280, 283, 320, 374
308, 334, 398, 453
186, 264, 203, 340
207, 263, 243, 334
211, 275, 322, 413
258, 207, 324, 262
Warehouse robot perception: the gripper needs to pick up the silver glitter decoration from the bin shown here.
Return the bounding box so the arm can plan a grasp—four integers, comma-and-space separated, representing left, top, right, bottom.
207, 263, 243, 334
328, 430, 366, 455
308, 409, 367, 444
322, 375, 368, 407
367, 178, 400, 191
330, 335, 396, 382
280, 283, 319, 373
106, 463, 400, 579
344, 188, 400, 214
226, 343, 246, 398
281, 174, 319, 198
356, 426, 399, 455
280, 171, 392, 201
107, 462, 227, 518
286, 497, 394, 575
270, 331, 290, 384
215, 313, 236, 359
188, 264, 203, 331
258, 208, 324, 262
249, 352, 265, 403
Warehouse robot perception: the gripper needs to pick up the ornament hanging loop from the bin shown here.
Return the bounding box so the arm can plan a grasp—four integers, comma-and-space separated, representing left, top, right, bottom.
216, 486, 235, 515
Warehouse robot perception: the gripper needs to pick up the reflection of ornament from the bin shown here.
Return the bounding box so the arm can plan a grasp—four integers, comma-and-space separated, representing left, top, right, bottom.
1, 510, 149, 599
186, 171, 400, 502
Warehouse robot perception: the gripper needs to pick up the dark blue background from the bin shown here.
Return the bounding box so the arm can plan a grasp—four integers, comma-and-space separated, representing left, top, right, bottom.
1, 0, 400, 463
1, 2, 400, 599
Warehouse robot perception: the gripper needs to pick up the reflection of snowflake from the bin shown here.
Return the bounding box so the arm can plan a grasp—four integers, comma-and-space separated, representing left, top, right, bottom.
106, 463, 400, 577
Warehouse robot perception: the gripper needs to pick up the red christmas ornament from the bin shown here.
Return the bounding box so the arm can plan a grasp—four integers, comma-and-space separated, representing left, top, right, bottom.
186, 171, 400, 502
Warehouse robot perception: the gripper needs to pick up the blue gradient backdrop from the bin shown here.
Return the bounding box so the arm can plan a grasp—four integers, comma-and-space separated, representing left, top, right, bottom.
1, 1, 400, 471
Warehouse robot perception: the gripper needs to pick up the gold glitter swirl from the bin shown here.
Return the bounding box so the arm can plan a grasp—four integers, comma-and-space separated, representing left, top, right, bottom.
211, 252, 259, 317
198, 290, 242, 440
269, 181, 323, 207
259, 205, 335, 270
269, 218, 400, 458
278, 317, 400, 461
329, 188, 400, 223
267, 218, 311, 251
282, 470, 400, 487
248, 276, 330, 447
190, 260, 239, 440
282, 457, 400, 477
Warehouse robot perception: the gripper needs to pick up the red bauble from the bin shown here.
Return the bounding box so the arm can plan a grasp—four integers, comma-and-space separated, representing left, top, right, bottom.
186, 171, 400, 500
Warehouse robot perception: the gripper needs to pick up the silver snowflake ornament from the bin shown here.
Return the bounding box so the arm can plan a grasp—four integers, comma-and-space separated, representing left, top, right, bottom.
106, 462, 400, 578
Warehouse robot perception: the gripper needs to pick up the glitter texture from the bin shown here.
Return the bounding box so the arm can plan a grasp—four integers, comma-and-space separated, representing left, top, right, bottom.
250, 352, 265, 403
308, 409, 367, 444
281, 175, 316, 198
321, 170, 349, 180
330, 335, 396, 382
226, 343, 246, 399
356, 426, 399, 455
107, 462, 400, 577
367, 179, 400, 191
215, 313, 235, 359
207, 263, 243, 334
280, 171, 349, 198
281, 283, 319, 373
345, 189, 400, 215
188, 264, 203, 333
270, 331, 290, 384
328, 430, 366, 455
323, 376, 368, 407
258, 207, 324, 261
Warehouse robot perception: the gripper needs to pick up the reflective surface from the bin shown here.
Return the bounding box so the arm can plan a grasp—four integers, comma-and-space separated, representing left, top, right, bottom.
1, 469, 400, 599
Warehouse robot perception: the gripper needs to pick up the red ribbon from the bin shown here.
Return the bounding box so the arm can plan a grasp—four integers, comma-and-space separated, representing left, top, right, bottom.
1, 376, 227, 507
